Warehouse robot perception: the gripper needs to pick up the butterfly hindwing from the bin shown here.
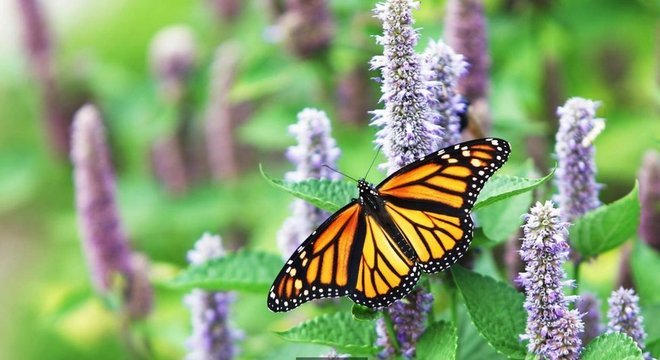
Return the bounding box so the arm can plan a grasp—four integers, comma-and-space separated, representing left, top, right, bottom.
268, 202, 363, 312
349, 214, 420, 308
378, 138, 510, 272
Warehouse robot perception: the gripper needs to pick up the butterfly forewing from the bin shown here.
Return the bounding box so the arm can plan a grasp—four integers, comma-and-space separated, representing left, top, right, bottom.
378, 138, 510, 272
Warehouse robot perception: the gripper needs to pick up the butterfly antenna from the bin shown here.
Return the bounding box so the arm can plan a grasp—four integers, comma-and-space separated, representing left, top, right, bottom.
322, 164, 358, 183
364, 146, 382, 180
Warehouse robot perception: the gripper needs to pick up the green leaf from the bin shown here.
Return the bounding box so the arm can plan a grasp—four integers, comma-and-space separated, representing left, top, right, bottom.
475, 190, 532, 245
581, 333, 643, 360
632, 240, 660, 304
452, 266, 527, 359
352, 304, 380, 321
473, 167, 555, 210
417, 321, 458, 360
647, 338, 660, 359
641, 303, 660, 342
572, 183, 641, 258
261, 165, 356, 212
165, 250, 283, 292
262, 166, 553, 214
276, 312, 378, 355
456, 304, 506, 360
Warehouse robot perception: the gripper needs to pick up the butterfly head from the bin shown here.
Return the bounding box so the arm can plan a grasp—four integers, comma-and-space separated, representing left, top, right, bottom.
357, 179, 377, 200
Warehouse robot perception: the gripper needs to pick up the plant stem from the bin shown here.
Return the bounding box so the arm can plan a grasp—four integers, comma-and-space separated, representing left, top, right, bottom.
382, 310, 400, 352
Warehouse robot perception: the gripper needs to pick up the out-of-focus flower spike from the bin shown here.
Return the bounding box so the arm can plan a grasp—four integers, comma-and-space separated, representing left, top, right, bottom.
638, 150, 660, 249
577, 293, 602, 345
207, 0, 242, 21
280, 0, 334, 59
185, 233, 242, 360
71, 104, 133, 294
276, 108, 341, 258
148, 25, 198, 195
518, 201, 584, 360
149, 25, 198, 103
371, 0, 439, 174
336, 65, 374, 126
18, 0, 69, 156
124, 252, 154, 320
444, 0, 490, 102
607, 287, 651, 359
205, 42, 242, 181
423, 39, 468, 148
444, 0, 491, 136
554, 97, 604, 222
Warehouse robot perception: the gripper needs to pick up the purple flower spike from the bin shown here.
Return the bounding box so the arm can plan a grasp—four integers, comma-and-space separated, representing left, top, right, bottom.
376, 287, 433, 359
185, 233, 242, 360
71, 104, 133, 294
277, 108, 341, 258
423, 39, 468, 148
518, 201, 584, 360
444, 0, 490, 103
371, 0, 439, 174
607, 287, 649, 358
638, 150, 660, 250
149, 25, 198, 103
576, 293, 602, 345
554, 97, 605, 222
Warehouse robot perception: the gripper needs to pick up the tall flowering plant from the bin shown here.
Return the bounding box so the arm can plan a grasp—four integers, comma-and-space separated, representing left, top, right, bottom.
370, 0, 439, 174
276, 108, 341, 257
184, 233, 241, 360
518, 201, 584, 360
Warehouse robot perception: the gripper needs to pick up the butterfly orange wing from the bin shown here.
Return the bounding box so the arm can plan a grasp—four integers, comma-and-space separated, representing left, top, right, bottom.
268, 202, 362, 312
377, 138, 510, 272
268, 203, 421, 311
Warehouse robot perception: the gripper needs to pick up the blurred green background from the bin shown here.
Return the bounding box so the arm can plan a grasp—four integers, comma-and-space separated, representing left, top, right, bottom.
0, 0, 657, 359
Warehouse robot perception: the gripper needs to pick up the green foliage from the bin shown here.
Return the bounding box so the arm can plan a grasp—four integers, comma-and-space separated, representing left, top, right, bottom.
632, 240, 660, 304
452, 266, 528, 359
476, 191, 532, 245
473, 168, 554, 211
261, 165, 357, 213
581, 333, 643, 360
262, 166, 554, 215
166, 250, 283, 292
275, 312, 378, 355
417, 321, 458, 360
648, 338, 660, 359
456, 305, 507, 360
572, 183, 641, 258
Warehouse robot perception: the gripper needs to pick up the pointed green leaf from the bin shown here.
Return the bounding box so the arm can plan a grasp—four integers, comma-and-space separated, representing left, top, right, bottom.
457, 305, 506, 360
581, 333, 643, 360
262, 165, 553, 213
647, 338, 660, 359
475, 191, 532, 245
261, 165, 356, 212
165, 250, 283, 292
473, 167, 555, 210
417, 321, 458, 360
632, 240, 660, 304
452, 266, 527, 359
572, 183, 640, 258
276, 312, 378, 355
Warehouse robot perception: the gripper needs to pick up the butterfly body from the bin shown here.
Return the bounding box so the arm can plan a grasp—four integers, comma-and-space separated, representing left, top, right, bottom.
268, 138, 510, 312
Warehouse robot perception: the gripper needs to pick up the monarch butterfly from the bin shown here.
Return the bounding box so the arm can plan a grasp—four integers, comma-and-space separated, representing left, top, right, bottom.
268, 138, 510, 312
